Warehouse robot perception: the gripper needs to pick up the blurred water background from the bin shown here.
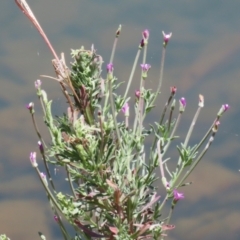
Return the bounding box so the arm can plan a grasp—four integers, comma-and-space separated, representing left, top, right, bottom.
0, 0, 240, 239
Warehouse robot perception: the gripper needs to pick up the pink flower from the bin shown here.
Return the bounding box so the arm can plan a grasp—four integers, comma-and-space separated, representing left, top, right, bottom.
26, 102, 34, 110
217, 104, 230, 116
38, 141, 44, 153
142, 29, 149, 40
122, 102, 129, 116
173, 189, 184, 202
140, 38, 145, 48
140, 64, 151, 72
162, 31, 172, 47
54, 215, 59, 222
141, 64, 151, 79
180, 98, 186, 107
106, 63, 113, 73
106, 63, 114, 81
40, 172, 46, 179
170, 86, 177, 94
40, 172, 48, 186
162, 31, 172, 43
35, 79, 42, 89
223, 104, 229, 112
135, 90, 140, 99
179, 97, 186, 112
29, 152, 38, 167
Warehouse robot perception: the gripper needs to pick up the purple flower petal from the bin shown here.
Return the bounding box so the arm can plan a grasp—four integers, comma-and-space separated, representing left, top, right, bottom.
140, 63, 151, 72
30, 152, 38, 167
180, 97, 186, 107
162, 31, 172, 44
223, 104, 229, 112
122, 102, 129, 115
142, 29, 149, 40
35, 79, 42, 89
106, 63, 113, 73
173, 189, 184, 202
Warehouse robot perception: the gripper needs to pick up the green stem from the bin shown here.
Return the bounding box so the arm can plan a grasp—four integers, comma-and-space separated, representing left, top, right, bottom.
123, 48, 142, 100
53, 210, 70, 240
151, 46, 166, 106
66, 165, 77, 198
194, 119, 217, 153
104, 25, 121, 116
30, 111, 45, 147
162, 111, 183, 156
41, 150, 56, 191
137, 42, 148, 137
157, 194, 168, 213
176, 128, 217, 188
35, 167, 62, 213
109, 79, 122, 148
30, 109, 56, 191
176, 105, 202, 167
151, 92, 175, 152
109, 25, 121, 64
138, 80, 145, 137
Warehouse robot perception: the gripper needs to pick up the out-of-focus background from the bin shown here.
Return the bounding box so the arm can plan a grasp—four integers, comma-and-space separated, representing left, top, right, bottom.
0, 0, 240, 239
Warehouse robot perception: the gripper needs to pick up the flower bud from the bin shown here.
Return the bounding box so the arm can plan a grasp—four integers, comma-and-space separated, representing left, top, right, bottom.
29, 152, 38, 167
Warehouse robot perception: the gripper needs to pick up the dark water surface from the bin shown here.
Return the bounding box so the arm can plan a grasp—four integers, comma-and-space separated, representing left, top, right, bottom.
1, 1, 240, 240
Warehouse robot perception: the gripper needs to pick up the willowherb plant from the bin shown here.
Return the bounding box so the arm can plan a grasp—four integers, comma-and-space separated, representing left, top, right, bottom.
3, 1, 229, 240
